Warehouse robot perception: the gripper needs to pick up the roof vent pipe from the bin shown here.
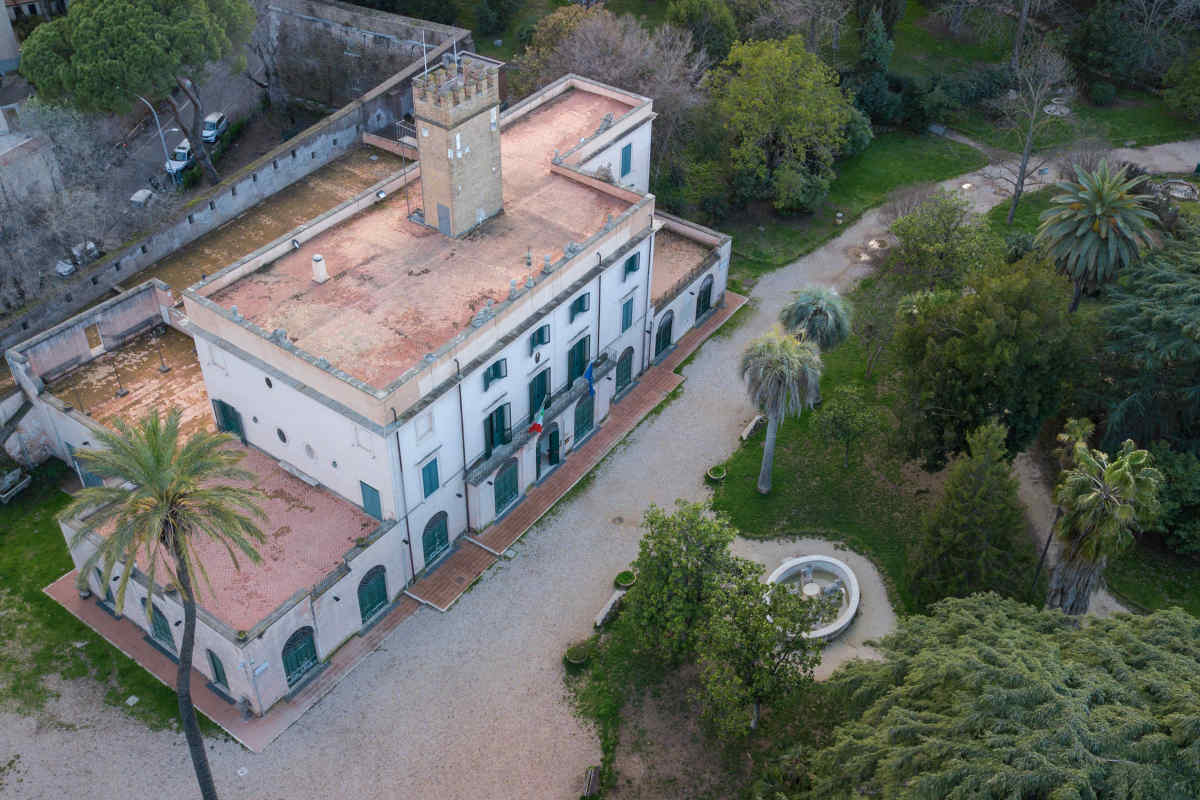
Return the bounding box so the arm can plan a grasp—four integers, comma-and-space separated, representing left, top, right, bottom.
312, 254, 329, 284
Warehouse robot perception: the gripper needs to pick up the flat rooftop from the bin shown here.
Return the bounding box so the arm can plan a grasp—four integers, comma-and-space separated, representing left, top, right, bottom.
209, 88, 635, 388
54, 332, 378, 630
652, 228, 714, 304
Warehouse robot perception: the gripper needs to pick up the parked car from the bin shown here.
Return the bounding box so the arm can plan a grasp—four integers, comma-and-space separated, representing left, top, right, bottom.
165, 139, 194, 174
201, 112, 228, 143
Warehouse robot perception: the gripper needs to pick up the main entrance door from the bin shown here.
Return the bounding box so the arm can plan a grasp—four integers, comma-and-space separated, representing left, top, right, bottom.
655, 312, 674, 358
616, 347, 634, 393
494, 459, 519, 515
357, 566, 388, 624
150, 604, 175, 653
212, 399, 245, 442
422, 512, 449, 566
282, 627, 318, 688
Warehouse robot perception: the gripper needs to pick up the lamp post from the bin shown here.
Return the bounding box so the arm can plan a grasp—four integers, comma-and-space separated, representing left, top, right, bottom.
135, 94, 170, 167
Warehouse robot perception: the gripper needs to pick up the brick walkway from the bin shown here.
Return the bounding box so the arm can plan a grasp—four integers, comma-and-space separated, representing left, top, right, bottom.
44, 571, 418, 753
406, 292, 747, 612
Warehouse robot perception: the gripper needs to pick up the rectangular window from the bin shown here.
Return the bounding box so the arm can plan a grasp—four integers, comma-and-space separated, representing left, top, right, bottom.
483, 358, 507, 391
623, 252, 640, 280
620, 143, 632, 177
421, 459, 439, 499
567, 336, 591, 386
569, 293, 590, 322
483, 403, 512, 459
528, 368, 550, 418
529, 324, 550, 354
621, 298, 634, 333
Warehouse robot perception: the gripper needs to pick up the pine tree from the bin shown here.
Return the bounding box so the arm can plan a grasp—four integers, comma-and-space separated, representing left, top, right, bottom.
909, 421, 1033, 610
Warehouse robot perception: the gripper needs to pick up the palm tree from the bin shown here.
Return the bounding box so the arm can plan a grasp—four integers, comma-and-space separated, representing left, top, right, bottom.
64, 410, 266, 800
1045, 438, 1162, 615
779, 285, 852, 351
741, 327, 823, 495
1036, 159, 1155, 312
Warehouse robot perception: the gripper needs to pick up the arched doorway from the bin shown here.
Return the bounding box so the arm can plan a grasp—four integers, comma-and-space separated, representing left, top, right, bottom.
282, 627, 318, 688
616, 346, 634, 393
422, 512, 450, 567
357, 565, 388, 624
695, 275, 714, 319
654, 311, 674, 358
149, 603, 175, 653
537, 422, 561, 481
574, 395, 594, 440
494, 458, 519, 516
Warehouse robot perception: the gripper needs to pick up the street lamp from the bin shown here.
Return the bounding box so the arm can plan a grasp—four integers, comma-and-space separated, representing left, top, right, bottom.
135, 94, 170, 167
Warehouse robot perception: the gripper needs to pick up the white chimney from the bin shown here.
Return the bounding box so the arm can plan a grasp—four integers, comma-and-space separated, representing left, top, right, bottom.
312, 254, 329, 284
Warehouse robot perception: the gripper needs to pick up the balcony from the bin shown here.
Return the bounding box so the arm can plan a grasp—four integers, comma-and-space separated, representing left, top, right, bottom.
465, 354, 615, 486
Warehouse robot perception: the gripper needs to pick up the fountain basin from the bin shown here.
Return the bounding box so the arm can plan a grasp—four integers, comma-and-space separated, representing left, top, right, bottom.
767, 555, 861, 641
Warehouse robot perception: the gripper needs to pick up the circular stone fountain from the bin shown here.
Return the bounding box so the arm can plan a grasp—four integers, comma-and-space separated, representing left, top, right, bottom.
767, 556, 861, 641
866, 237, 890, 253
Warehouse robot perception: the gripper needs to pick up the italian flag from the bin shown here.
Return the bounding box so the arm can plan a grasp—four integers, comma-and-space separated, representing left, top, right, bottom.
528, 406, 545, 434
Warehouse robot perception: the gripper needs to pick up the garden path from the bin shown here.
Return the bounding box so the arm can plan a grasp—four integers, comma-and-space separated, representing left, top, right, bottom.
3, 138, 1195, 800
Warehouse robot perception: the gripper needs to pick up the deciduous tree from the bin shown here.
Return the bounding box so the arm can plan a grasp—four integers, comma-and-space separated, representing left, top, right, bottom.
889, 189, 1003, 288
814, 386, 882, 467
708, 36, 854, 212
895, 259, 1078, 468
667, 0, 737, 63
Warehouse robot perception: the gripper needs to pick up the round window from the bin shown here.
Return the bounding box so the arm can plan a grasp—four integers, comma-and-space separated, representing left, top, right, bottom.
276, 428, 287, 444
264, 377, 273, 388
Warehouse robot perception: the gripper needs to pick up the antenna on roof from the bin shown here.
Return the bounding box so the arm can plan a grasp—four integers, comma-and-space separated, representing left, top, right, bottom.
422, 30, 428, 75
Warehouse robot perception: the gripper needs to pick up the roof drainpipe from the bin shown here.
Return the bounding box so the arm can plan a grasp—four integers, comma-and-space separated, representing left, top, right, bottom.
642, 230, 655, 373
454, 357, 472, 531
391, 407, 416, 584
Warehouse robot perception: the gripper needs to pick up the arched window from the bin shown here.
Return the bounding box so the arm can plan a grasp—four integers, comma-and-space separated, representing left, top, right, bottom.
696, 275, 714, 318
282, 627, 318, 688
357, 565, 388, 624
654, 311, 674, 358
616, 346, 635, 393
494, 458, 519, 516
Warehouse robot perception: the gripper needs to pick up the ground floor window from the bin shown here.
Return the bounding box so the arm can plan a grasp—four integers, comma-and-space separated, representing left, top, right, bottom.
616, 347, 634, 393
494, 459, 519, 515
150, 604, 175, 653
207, 649, 229, 689
282, 627, 318, 688
574, 395, 594, 440
358, 565, 388, 623
655, 312, 674, 358
422, 512, 450, 566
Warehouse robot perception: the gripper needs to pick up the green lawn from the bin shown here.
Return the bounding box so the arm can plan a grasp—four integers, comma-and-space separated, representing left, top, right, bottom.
725, 132, 986, 282
1107, 544, 1200, 617
889, 1, 1008, 79
0, 463, 206, 731
951, 91, 1200, 154
711, 318, 928, 613
986, 185, 1056, 237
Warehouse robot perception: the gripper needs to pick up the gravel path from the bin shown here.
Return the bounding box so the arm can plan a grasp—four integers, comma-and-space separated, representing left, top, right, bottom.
3, 138, 1195, 800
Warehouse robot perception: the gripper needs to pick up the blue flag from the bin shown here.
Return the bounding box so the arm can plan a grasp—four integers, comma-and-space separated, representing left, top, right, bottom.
584, 362, 595, 396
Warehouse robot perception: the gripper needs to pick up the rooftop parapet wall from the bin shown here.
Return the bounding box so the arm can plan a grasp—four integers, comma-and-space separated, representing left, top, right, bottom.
5, 280, 173, 398
412, 56, 501, 128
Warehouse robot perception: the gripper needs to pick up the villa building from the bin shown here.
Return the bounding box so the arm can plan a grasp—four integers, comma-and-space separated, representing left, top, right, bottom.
6, 57, 731, 718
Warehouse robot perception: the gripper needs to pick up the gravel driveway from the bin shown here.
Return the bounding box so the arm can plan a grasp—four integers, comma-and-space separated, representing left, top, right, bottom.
2, 138, 1195, 800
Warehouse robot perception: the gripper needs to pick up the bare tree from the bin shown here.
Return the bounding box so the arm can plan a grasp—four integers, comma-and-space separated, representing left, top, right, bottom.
1121, 0, 1200, 76
535, 12, 707, 181
752, 0, 851, 53
1056, 135, 1111, 176
994, 41, 1071, 225
881, 181, 938, 224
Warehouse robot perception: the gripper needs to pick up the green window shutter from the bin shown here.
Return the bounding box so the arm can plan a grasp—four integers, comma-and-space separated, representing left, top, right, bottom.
360, 481, 382, 520
421, 459, 439, 498
568, 336, 590, 385
529, 324, 549, 354
623, 252, 640, 280
620, 143, 632, 177
208, 650, 228, 689
621, 298, 634, 332
529, 369, 550, 418
570, 293, 590, 322
483, 358, 507, 391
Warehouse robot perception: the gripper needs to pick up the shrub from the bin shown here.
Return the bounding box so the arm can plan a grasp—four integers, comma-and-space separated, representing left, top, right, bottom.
179, 165, 202, 191
1148, 443, 1200, 556
1004, 231, 1035, 263
840, 106, 875, 158
855, 71, 903, 125
772, 163, 832, 213
1165, 49, 1200, 121
1090, 81, 1117, 106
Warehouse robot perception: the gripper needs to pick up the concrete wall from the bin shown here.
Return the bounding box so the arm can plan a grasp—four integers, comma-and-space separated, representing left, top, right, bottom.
576, 119, 653, 195
263, 0, 472, 109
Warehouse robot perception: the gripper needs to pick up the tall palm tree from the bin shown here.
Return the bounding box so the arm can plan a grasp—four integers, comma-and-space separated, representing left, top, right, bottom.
779, 285, 852, 350
64, 410, 266, 800
1045, 438, 1161, 615
741, 327, 823, 495
1036, 159, 1155, 312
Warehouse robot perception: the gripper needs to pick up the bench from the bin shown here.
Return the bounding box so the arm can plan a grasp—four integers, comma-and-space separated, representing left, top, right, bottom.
594, 589, 626, 629
582, 766, 600, 798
